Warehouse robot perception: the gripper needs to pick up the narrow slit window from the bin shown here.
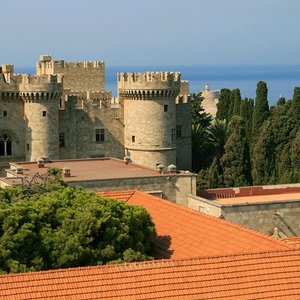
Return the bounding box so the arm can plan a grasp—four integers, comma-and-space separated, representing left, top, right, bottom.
164, 105, 168, 112
42, 111, 47, 117
132, 135, 135, 143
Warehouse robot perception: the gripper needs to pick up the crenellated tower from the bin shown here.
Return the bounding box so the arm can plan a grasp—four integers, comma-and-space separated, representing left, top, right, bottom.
20, 74, 63, 161
118, 71, 181, 169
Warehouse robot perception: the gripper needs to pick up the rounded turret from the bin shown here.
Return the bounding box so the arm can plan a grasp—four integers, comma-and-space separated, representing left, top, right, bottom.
20, 74, 63, 161
118, 72, 181, 169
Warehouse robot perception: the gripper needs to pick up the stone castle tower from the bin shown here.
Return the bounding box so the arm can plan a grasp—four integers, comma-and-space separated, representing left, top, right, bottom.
118, 72, 181, 169
20, 74, 63, 161
0, 55, 192, 171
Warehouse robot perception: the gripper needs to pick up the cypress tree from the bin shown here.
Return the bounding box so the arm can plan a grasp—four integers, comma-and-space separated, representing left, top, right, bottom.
216, 88, 231, 121
231, 88, 242, 117
240, 98, 254, 141
220, 116, 252, 187
289, 87, 300, 123
252, 81, 269, 137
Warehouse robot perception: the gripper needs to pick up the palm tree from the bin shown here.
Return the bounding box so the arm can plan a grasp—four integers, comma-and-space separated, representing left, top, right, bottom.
207, 119, 229, 158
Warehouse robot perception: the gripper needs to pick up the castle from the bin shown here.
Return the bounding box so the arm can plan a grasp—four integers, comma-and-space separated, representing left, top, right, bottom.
0, 55, 191, 171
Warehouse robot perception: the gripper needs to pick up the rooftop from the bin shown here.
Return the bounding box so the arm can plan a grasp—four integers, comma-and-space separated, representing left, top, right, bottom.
216, 192, 300, 205
1, 249, 300, 299
200, 184, 300, 205
5, 158, 187, 184
99, 190, 292, 259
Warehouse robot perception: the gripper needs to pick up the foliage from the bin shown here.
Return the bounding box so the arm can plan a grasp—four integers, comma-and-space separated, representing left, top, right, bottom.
191, 92, 212, 127
0, 183, 156, 273
216, 88, 232, 121
207, 119, 229, 158
220, 116, 252, 187
191, 93, 213, 172
231, 88, 242, 117
252, 81, 270, 137
195, 81, 300, 189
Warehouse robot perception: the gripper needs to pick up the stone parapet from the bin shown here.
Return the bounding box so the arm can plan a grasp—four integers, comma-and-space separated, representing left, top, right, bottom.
118, 72, 181, 92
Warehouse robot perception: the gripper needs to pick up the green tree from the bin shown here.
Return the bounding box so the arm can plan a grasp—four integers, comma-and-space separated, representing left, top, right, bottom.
191, 93, 213, 172
252, 101, 296, 185
240, 98, 254, 141
231, 88, 242, 117
252, 81, 269, 137
216, 88, 231, 121
0, 183, 156, 273
191, 92, 212, 127
207, 119, 229, 159
288, 87, 300, 123
220, 116, 252, 187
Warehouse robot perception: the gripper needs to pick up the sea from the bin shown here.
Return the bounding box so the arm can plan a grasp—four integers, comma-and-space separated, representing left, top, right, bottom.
17, 65, 300, 106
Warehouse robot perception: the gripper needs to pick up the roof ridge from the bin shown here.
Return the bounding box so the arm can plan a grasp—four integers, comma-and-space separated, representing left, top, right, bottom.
131, 190, 293, 249
2, 249, 299, 279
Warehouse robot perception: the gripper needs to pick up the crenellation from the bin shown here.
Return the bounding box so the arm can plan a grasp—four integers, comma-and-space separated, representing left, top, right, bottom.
21, 74, 63, 85
0, 54, 191, 171
1, 64, 14, 74
118, 71, 181, 84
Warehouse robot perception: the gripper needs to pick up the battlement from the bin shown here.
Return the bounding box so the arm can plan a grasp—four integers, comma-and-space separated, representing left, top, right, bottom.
21, 74, 63, 85
118, 71, 180, 83
38, 55, 104, 70
118, 72, 181, 92
1, 64, 14, 74
19, 74, 63, 100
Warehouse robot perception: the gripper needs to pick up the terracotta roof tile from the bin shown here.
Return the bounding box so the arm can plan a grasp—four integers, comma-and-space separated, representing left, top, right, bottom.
1, 250, 300, 299
283, 236, 300, 248
99, 190, 293, 259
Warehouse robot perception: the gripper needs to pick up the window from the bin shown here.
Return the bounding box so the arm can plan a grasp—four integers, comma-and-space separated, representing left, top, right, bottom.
95, 128, 105, 142
59, 133, 65, 147
26, 144, 30, 151
171, 128, 175, 142
42, 111, 47, 117
164, 105, 168, 112
132, 135, 135, 143
0, 134, 12, 156
3, 111, 7, 117
176, 125, 182, 139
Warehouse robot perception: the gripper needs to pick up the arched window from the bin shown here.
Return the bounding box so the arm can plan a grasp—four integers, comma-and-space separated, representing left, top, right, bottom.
0, 134, 12, 156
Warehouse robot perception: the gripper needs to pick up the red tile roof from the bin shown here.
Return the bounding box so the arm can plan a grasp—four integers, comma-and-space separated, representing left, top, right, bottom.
1, 249, 300, 299
216, 192, 300, 205
283, 237, 300, 248
98, 190, 292, 259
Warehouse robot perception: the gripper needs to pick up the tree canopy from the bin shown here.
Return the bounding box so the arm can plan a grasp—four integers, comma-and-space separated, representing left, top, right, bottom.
0, 181, 156, 274
195, 82, 300, 189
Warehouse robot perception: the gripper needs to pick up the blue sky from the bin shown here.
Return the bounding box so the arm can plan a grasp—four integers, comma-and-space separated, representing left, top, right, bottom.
1, 0, 300, 67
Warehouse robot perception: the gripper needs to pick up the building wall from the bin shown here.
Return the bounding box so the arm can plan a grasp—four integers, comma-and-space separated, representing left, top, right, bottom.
0, 57, 193, 172
201, 88, 219, 118
176, 94, 192, 170
37, 55, 105, 91
223, 202, 300, 237
118, 72, 186, 170
0, 96, 25, 164
187, 193, 300, 237
68, 174, 196, 206
59, 95, 124, 159
187, 194, 222, 216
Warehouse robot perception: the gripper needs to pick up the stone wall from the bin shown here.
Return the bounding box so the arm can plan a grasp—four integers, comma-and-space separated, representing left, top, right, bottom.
176, 95, 192, 171
187, 193, 300, 237
68, 174, 196, 205
59, 95, 124, 160
0, 99, 25, 163
37, 56, 105, 92
187, 194, 222, 216
223, 201, 300, 237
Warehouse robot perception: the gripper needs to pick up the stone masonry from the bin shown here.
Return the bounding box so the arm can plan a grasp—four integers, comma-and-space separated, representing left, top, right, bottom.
0, 55, 192, 171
